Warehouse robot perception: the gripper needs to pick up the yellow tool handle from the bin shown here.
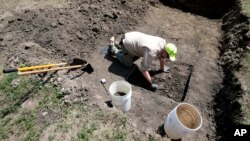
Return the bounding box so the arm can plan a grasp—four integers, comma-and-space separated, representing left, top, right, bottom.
18, 63, 67, 72
18, 65, 83, 75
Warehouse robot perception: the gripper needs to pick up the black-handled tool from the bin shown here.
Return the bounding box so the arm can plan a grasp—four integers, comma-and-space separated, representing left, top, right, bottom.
3, 68, 18, 73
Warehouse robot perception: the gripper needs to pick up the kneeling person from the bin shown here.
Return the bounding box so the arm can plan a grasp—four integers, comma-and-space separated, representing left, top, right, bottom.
108, 31, 177, 91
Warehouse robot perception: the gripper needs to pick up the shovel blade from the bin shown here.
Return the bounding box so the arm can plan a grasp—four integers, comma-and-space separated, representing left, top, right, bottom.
82, 64, 94, 74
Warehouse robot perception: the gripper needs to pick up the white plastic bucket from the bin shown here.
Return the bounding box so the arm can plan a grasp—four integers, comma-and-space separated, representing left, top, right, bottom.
164, 103, 202, 139
109, 80, 132, 112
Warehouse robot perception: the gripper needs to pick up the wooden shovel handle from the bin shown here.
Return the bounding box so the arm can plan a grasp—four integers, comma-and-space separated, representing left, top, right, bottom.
18, 63, 67, 72
18, 65, 83, 75
3, 63, 68, 73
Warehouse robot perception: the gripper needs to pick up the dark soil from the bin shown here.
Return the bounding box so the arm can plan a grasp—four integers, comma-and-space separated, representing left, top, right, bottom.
214, 1, 250, 140
159, 0, 236, 19
0, 0, 248, 141
0, 0, 151, 67
114, 92, 126, 96
128, 62, 191, 102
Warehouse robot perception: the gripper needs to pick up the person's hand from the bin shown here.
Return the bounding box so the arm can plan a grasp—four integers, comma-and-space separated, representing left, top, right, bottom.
162, 66, 170, 73
150, 83, 158, 91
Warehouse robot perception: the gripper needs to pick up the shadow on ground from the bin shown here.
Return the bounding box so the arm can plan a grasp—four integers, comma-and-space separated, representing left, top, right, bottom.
104, 54, 134, 79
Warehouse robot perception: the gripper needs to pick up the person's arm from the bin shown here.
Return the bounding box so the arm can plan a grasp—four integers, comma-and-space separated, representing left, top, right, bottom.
159, 58, 165, 70
159, 59, 170, 73
139, 68, 158, 91
137, 48, 158, 90
140, 69, 152, 83
140, 50, 159, 91
140, 49, 154, 84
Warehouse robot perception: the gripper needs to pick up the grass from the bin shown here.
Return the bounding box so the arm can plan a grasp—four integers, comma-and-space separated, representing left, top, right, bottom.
75, 124, 97, 141
0, 117, 11, 139
15, 111, 35, 131
0, 73, 130, 140
110, 131, 127, 141
241, 0, 250, 16
0, 73, 63, 140
56, 122, 70, 133
0, 110, 48, 140
0, 73, 34, 101
234, 52, 250, 125
38, 84, 64, 110
241, 52, 250, 124
0, 73, 63, 117
244, 52, 250, 65
0, 73, 28, 117
70, 110, 129, 141
101, 113, 128, 141
148, 134, 157, 141
48, 134, 55, 141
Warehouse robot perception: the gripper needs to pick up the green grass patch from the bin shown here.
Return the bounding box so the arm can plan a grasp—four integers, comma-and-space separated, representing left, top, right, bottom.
76, 123, 97, 141
0, 73, 36, 101
0, 73, 129, 140
0, 73, 36, 117
148, 134, 157, 141
241, 0, 250, 16
48, 134, 55, 141
244, 52, 250, 64
56, 122, 70, 133
0, 110, 43, 140
21, 125, 48, 141
0, 73, 64, 140
109, 131, 127, 141
15, 111, 35, 131
242, 52, 250, 124
0, 73, 64, 117
234, 53, 250, 125
38, 85, 64, 109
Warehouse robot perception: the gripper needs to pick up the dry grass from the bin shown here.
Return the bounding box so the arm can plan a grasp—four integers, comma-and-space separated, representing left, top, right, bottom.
236, 52, 250, 124
241, 0, 250, 16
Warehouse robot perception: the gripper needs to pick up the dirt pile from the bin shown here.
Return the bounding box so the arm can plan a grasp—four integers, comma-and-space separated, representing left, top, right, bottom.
219, 6, 249, 71
0, 0, 248, 140
0, 0, 161, 107
0, 0, 153, 67
214, 1, 249, 140
159, 0, 236, 18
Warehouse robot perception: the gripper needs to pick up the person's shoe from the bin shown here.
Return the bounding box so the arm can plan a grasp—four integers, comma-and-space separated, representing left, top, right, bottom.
115, 41, 122, 49
109, 36, 115, 46
108, 36, 120, 57
108, 36, 115, 54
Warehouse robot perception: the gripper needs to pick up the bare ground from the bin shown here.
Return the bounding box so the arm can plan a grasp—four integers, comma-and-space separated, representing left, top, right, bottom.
0, 0, 228, 141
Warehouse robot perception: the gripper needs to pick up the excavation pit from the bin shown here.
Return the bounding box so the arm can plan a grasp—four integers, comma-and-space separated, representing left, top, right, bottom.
127, 62, 192, 102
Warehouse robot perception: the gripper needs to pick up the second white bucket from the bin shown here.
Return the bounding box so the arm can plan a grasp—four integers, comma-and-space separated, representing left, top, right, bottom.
109, 80, 132, 112
164, 103, 202, 140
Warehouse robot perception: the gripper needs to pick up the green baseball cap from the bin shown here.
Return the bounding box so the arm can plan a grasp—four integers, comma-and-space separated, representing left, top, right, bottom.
164, 43, 177, 61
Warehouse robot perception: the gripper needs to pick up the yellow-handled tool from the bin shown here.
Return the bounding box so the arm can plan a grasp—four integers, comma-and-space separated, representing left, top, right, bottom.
17, 63, 67, 72
3, 63, 67, 74
3, 58, 94, 75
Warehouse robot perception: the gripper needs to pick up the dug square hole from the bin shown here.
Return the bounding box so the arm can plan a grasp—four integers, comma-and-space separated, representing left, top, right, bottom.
127, 62, 192, 102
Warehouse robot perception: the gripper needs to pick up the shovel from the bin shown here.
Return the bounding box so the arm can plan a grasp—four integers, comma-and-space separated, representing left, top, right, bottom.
3, 58, 94, 75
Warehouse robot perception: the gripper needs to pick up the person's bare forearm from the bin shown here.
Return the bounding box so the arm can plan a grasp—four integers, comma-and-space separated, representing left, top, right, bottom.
140, 69, 152, 84
160, 58, 165, 70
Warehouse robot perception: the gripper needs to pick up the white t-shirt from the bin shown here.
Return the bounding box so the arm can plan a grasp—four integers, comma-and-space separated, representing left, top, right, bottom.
122, 31, 166, 70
